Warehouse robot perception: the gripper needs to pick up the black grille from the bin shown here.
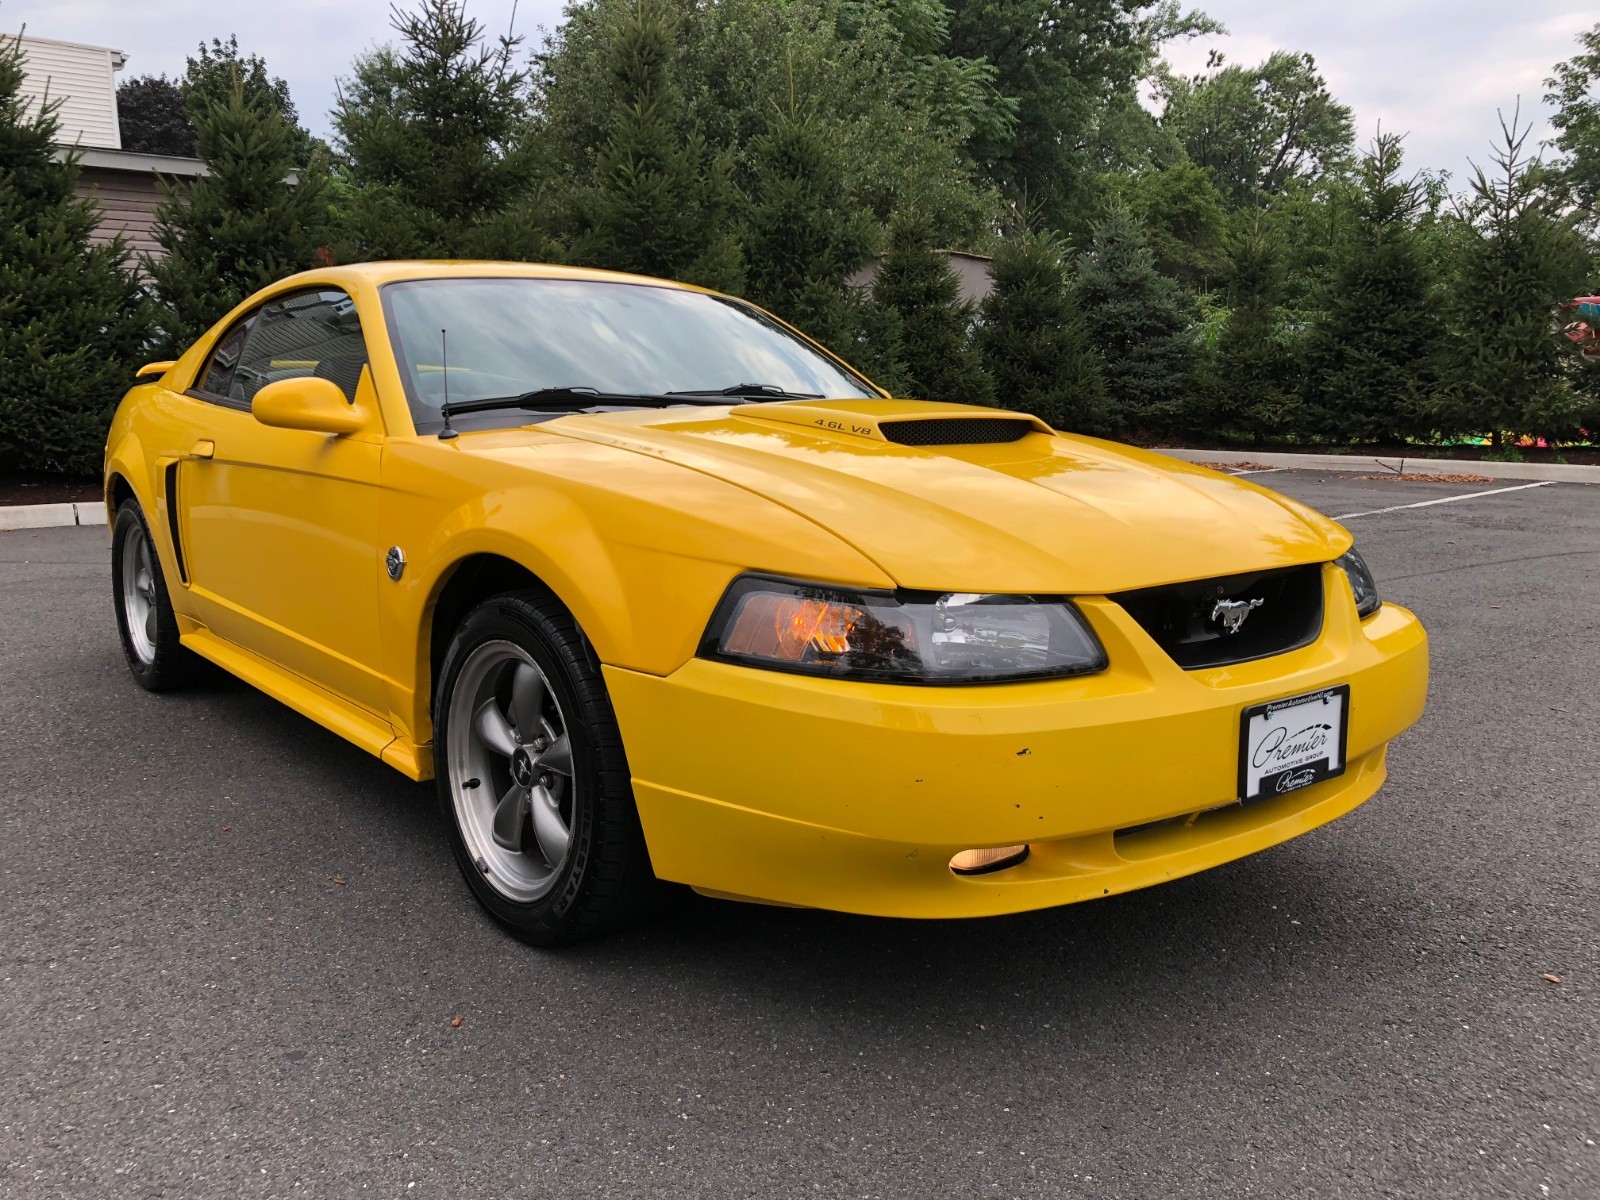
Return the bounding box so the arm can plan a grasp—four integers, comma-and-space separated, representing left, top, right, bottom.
880, 418, 1033, 446
1113, 564, 1324, 669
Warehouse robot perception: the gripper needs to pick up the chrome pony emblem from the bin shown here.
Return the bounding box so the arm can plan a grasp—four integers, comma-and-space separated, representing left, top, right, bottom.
1211, 597, 1263, 634
385, 546, 407, 582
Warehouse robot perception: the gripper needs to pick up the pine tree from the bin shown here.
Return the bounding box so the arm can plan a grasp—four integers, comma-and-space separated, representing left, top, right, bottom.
1076, 207, 1194, 433
334, 0, 548, 261
1437, 115, 1592, 446
184, 36, 319, 166
1300, 133, 1436, 443
1204, 218, 1298, 439
976, 230, 1108, 432
0, 33, 151, 475
743, 96, 875, 353
572, 0, 743, 292
145, 83, 328, 356
867, 213, 991, 402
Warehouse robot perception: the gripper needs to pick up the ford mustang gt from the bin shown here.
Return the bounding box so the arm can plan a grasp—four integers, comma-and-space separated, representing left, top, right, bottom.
104, 262, 1428, 944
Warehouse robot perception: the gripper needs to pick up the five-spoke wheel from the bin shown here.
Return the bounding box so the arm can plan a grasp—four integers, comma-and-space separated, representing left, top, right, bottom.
447, 642, 576, 903
111, 499, 197, 691
119, 516, 159, 665
434, 590, 655, 943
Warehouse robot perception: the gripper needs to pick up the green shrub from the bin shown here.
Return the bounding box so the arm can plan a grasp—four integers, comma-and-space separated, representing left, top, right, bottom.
0, 33, 151, 476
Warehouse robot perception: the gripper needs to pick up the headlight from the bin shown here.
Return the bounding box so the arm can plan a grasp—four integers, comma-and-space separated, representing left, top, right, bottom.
1335, 548, 1382, 618
699, 576, 1108, 684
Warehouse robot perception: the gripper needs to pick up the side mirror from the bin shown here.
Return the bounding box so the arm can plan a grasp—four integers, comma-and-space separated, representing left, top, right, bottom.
252, 376, 367, 436
136, 360, 176, 380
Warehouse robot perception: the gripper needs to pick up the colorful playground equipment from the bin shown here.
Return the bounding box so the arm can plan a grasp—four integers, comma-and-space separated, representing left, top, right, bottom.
1560, 296, 1600, 359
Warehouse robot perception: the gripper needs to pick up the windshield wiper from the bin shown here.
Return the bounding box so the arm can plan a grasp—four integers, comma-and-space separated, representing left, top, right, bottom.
666, 383, 825, 400
438, 385, 733, 425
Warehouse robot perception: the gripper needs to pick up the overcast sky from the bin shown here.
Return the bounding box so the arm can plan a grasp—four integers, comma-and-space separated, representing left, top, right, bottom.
8, 0, 1594, 185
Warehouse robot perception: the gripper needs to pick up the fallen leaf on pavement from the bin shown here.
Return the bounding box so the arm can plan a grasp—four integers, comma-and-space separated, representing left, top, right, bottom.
1543, 974, 1562, 984
451, 1015, 464, 1029
331, 876, 348, 886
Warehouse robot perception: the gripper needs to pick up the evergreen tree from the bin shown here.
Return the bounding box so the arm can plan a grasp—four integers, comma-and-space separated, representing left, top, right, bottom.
868, 213, 991, 402
184, 36, 319, 166
146, 84, 328, 356
1204, 218, 1297, 439
743, 95, 875, 351
572, 0, 742, 291
334, 0, 549, 261
1076, 207, 1194, 432
977, 230, 1108, 432
116, 74, 196, 157
1300, 133, 1436, 443
0, 33, 151, 475
1436, 116, 1592, 446
538, 0, 1001, 251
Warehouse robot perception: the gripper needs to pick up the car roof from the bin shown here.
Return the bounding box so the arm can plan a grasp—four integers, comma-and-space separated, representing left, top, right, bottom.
276, 260, 705, 293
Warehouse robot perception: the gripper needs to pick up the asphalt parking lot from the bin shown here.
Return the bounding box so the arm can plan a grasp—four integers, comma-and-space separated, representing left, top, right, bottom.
2, 471, 1596, 1199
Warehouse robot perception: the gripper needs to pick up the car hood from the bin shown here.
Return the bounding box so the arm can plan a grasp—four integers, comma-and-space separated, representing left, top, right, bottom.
532, 399, 1350, 594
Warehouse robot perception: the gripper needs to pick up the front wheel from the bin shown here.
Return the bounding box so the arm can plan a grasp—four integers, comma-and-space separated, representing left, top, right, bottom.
111, 499, 198, 691
433, 591, 655, 945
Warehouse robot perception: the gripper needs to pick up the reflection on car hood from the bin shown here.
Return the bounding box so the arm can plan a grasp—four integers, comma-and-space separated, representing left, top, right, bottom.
532, 399, 1351, 593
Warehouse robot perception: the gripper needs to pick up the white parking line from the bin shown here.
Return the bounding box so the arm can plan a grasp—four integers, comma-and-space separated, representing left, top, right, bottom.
1231, 467, 1289, 476
1334, 481, 1554, 520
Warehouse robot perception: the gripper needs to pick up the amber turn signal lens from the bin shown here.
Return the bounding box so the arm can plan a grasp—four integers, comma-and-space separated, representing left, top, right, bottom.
949, 845, 1030, 875
720, 592, 859, 662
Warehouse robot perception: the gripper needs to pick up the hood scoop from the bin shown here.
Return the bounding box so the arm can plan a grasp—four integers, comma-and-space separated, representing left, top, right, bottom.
730, 399, 1050, 446
880, 416, 1035, 446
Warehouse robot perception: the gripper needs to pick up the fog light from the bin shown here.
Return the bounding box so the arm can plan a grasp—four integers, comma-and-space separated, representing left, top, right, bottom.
949, 844, 1030, 875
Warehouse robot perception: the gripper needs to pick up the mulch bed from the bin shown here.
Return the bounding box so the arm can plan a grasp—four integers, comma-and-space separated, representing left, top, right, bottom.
0, 475, 102, 506
1144, 439, 1600, 466
1354, 473, 1496, 484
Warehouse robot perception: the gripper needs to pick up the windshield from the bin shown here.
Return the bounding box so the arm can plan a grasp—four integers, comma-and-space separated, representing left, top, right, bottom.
381, 277, 878, 432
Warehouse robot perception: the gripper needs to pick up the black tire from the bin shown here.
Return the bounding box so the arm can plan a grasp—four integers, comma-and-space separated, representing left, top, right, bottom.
111, 499, 200, 692
433, 590, 656, 945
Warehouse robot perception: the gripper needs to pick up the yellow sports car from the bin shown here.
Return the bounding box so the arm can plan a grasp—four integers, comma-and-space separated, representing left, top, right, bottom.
105, 262, 1428, 944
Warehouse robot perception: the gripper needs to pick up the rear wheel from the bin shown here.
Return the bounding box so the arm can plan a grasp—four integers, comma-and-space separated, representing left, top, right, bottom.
111, 500, 198, 691
434, 591, 655, 945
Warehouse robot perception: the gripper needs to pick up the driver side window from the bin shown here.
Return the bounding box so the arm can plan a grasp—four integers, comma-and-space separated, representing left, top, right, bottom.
198, 289, 369, 407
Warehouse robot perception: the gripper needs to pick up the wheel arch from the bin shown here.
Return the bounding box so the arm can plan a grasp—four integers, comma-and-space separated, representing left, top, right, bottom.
106, 471, 136, 518
409, 540, 619, 748
427, 553, 548, 704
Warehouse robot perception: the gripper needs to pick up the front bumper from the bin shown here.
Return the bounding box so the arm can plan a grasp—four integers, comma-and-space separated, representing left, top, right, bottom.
605, 566, 1428, 918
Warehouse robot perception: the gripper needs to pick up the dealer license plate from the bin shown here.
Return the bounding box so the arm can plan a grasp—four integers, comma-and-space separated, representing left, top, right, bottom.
1238, 685, 1349, 803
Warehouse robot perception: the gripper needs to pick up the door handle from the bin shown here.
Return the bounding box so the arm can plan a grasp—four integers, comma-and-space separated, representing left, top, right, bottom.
187, 439, 215, 460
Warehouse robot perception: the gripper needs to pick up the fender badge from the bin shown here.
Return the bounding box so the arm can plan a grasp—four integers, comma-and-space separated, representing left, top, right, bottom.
385, 546, 406, 582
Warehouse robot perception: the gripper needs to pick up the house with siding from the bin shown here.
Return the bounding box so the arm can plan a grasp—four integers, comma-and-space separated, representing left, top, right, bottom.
16, 34, 206, 259
848, 251, 996, 305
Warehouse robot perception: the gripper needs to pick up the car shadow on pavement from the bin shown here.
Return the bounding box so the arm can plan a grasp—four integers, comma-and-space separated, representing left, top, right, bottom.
157, 656, 1428, 1039
561, 848, 1427, 1042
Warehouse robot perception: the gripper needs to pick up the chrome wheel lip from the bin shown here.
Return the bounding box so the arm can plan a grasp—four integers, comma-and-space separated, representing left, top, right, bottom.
119, 520, 157, 666
447, 639, 576, 904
